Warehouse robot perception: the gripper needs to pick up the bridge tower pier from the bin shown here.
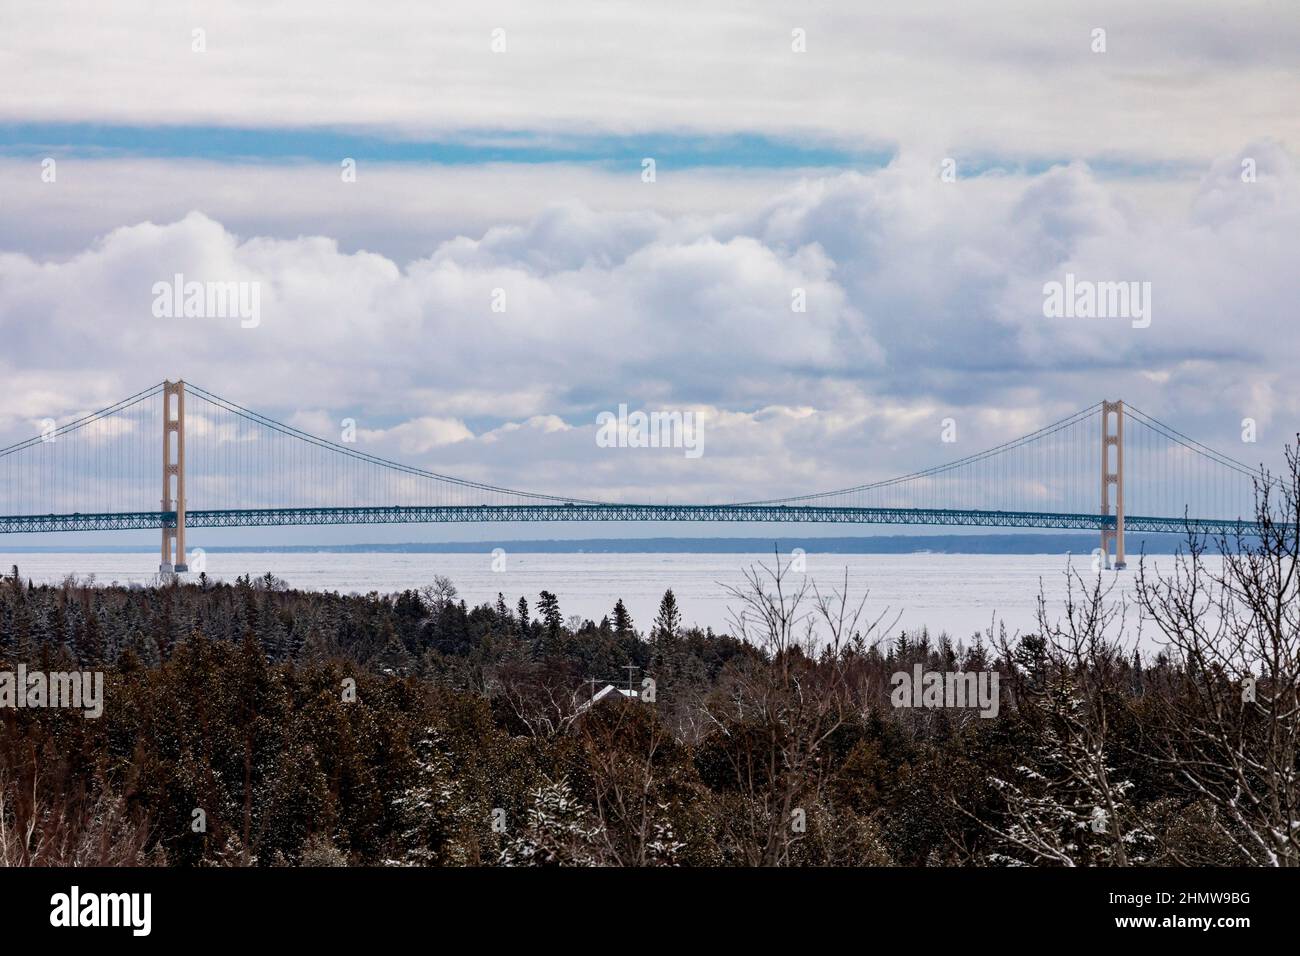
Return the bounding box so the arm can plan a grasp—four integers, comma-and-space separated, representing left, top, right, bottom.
160, 380, 188, 575
1101, 400, 1125, 570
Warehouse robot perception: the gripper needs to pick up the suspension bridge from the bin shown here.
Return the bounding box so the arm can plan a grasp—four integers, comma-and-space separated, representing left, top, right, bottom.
0, 381, 1268, 573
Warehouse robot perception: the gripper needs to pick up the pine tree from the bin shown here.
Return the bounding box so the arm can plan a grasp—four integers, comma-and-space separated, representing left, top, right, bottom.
516, 596, 530, 638
260, 608, 290, 661
652, 589, 681, 641
376, 620, 414, 675
612, 599, 633, 637
387, 729, 471, 866
537, 591, 563, 642
499, 778, 602, 867
73, 593, 104, 665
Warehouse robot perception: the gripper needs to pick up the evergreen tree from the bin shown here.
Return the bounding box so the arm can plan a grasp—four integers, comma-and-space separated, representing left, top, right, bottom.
652, 589, 681, 641
376, 620, 414, 675
612, 599, 633, 637
537, 591, 563, 642
499, 779, 601, 866
388, 729, 470, 866
516, 596, 530, 638
73, 594, 104, 665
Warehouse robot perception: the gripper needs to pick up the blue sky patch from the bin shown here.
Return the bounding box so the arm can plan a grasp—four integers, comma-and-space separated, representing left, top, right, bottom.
0, 122, 893, 170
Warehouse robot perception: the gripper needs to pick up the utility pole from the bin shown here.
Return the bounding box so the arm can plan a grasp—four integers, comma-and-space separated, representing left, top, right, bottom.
1101, 400, 1125, 570
161, 380, 188, 575
622, 664, 640, 697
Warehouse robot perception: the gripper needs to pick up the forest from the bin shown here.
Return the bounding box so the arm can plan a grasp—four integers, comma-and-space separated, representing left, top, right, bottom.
1, 449, 1298, 868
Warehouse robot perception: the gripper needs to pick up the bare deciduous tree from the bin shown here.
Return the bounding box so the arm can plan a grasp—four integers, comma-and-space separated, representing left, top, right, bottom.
705, 551, 892, 865
976, 569, 1152, 866
1138, 442, 1300, 866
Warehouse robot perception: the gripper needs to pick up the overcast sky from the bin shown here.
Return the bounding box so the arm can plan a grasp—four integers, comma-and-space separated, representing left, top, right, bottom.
1, 1, 1297, 545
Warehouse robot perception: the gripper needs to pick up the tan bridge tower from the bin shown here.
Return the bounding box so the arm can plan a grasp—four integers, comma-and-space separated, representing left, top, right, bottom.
1101, 400, 1125, 570
160, 380, 188, 574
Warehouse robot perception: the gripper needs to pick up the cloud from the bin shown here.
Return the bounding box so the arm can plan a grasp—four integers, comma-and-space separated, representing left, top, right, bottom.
0, 159, 810, 264
1, 147, 1298, 506
361, 417, 474, 455
2, 2, 1298, 163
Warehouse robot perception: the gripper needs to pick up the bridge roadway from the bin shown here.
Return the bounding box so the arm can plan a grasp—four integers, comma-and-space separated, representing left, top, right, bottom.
0, 504, 1255, 537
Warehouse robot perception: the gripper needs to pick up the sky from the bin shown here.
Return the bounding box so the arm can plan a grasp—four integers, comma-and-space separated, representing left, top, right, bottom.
1, 1, 1298, 547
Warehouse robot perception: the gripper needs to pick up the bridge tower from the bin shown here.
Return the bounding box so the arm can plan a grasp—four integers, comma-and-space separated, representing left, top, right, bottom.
1101, 400, 1125, 570
160, 380, 188, 575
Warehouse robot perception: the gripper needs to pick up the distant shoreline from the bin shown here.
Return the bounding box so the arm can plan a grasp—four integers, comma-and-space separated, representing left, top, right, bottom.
0, 533, 1202, 556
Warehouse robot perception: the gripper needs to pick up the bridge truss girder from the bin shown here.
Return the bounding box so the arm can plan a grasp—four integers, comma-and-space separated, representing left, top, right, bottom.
0, 504, 1256, 539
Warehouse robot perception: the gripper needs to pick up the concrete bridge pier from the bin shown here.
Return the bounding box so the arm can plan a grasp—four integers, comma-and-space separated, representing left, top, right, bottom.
1101, 400, 1126, 570
160, 380, 188, 575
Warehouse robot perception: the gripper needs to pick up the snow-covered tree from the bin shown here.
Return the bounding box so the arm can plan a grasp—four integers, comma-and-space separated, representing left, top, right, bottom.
499, 778, 603, 867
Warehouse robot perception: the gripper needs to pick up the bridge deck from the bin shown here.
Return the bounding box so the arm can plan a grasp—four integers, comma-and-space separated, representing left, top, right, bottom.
0, 505, 1256, 537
